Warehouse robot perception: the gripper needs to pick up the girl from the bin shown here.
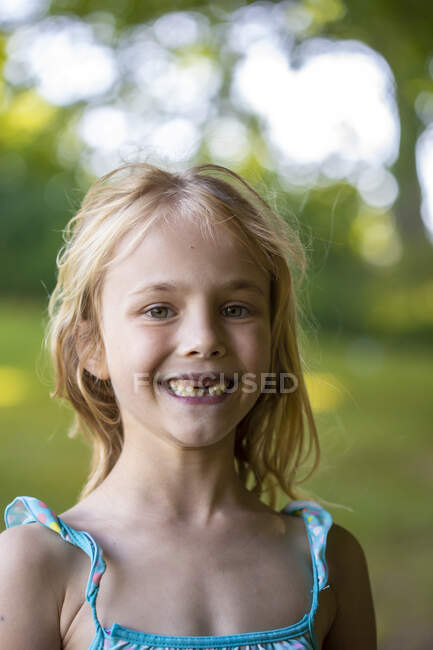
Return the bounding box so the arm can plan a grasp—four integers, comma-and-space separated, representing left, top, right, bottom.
0, 162, 376, 649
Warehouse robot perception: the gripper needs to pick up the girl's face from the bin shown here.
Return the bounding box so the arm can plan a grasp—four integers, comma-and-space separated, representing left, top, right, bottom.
96, 217, 272, 449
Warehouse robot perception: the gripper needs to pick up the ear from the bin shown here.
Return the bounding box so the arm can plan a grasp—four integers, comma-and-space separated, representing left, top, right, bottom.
75, 319, 110, 381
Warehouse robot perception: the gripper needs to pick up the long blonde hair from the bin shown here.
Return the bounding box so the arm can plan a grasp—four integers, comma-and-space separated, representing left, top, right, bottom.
45, 162, 322, 509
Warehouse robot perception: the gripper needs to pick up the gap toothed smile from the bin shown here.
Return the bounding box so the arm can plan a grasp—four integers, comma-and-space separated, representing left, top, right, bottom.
157, 374, 236, 403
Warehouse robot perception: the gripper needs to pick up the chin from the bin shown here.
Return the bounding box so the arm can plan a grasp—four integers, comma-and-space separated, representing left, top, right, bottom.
166, 429, 230, 448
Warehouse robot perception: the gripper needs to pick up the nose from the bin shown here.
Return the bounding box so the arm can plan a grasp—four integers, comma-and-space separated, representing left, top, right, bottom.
176, 305, 227, 359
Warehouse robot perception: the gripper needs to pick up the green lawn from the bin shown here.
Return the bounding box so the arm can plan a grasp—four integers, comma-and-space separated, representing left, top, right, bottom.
1, 299, 432, 646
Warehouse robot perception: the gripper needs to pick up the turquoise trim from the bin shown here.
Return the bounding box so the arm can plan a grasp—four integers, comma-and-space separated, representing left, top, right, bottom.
103, 505, 321, 649
58, 519, 106, 600
309, 622, 321, 650
88, 626, 105, 650
58, 518, 106, 635
301, 509, 319, 647
282, 501, 329, 650
4, 500, 13, 527
108, 613, 310, 648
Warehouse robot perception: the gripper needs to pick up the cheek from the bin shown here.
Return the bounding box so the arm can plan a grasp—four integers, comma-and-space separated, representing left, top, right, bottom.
105, 324, 165, 381
131, 327, 169, 366
233, 322, 271, 371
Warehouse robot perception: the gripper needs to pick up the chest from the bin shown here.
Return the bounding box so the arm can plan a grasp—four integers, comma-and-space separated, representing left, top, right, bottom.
60, 518, 333, 649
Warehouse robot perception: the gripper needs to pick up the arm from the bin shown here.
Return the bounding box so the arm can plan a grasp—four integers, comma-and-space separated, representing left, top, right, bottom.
323, 523, 377, 650
0, 523, 64, 649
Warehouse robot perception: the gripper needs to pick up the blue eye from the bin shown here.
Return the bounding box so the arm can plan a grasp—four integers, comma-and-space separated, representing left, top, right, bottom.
223, 304, 251, 318
144, 305, 174, 319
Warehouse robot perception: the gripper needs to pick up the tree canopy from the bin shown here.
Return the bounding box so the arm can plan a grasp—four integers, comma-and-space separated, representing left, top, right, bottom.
1, 0, 432, 338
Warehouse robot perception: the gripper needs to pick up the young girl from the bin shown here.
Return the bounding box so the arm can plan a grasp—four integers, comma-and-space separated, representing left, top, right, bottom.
0, 163, 376, 649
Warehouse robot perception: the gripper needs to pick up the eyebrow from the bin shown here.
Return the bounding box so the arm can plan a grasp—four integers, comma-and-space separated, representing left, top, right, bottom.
127, 279, 267, 299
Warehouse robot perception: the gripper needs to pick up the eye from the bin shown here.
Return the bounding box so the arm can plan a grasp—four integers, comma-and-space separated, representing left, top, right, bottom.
223, 304, 251, 318
142, 305, 175, 319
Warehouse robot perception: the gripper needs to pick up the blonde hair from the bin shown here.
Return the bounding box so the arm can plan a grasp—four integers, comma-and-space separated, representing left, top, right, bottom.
45, 162, 323, 509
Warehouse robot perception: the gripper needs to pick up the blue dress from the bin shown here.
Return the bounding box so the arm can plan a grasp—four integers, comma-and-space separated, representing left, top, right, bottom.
4, 496, 333, 650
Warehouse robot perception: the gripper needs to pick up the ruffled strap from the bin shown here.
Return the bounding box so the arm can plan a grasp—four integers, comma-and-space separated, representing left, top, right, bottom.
281, 499, 333, 645
4, 496, 106, 638
281, 499, 333, 591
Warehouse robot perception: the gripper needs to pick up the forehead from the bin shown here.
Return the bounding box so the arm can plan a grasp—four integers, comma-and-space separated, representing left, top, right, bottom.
102, 217, 270, 297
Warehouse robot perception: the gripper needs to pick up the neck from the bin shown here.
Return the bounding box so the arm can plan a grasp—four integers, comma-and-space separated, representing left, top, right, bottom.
83, 426, 261, 528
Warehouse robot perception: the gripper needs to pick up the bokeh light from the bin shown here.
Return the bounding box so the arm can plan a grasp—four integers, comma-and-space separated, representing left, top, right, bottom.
416, 124, 433, 243
0, 367, 29, 407
305, 371, 345, 412
5, 16, 117, 105
233, 38, 399, 189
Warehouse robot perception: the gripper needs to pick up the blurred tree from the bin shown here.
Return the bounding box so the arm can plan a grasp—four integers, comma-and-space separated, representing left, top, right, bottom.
39, 0, 433, 240
324, 0, 433, 241
0, 0, 432, 338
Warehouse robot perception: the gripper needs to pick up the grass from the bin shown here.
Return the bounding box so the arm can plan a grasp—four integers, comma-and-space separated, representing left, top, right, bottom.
0, 299, 432, 646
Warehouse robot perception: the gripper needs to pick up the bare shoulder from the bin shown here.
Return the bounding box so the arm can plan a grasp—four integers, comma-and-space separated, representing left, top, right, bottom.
0, 520, 81, 576
0, 524, 76, 649
327, 522, 368, 568
0, 523, 64, 580
323, 522, 377, 650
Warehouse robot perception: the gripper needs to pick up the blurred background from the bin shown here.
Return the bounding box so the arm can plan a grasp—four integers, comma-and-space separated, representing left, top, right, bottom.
0, 0, 432, 646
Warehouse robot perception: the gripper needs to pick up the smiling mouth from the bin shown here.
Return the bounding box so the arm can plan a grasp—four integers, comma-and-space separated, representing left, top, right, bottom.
159, 377, 235, 397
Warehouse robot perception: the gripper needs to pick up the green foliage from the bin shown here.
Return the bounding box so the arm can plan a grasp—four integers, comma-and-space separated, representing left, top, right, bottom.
1, 1, 432, 331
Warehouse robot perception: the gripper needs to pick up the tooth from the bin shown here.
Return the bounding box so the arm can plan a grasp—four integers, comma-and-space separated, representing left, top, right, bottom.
208, 384, 224, 395
166, 377, 230, 398
167, 381, 224, 397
